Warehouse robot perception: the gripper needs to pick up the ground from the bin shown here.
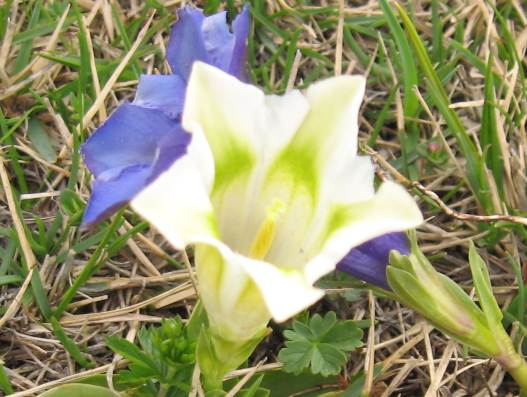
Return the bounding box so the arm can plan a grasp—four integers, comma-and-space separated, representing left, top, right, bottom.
0, 0, 526, 396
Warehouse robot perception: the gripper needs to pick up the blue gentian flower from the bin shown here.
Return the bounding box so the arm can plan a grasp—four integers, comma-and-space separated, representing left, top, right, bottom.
81, 5, 250, 227
337, 232, 410, 290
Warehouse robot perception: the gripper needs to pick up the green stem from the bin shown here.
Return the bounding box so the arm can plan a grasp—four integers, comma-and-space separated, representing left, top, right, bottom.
506, 356, 527, 395
202, 376, 223, 393
157, 385, 168, 397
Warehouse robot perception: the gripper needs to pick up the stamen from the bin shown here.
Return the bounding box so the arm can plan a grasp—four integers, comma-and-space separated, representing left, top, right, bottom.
249, 199, 286, 260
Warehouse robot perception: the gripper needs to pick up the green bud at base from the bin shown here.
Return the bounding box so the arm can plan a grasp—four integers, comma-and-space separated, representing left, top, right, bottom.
387, 231, 527, 394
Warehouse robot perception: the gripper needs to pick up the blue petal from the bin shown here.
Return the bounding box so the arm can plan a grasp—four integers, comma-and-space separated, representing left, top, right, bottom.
337, 232, 410, 290
167, 7, 208, 81
201, 11, 233, 71
134, 74, 186, 119
82, 103, 178, 176
166, 5, 250, 81
229, 4, 250, 80
82, 165, 152, 228
81, 102, 191, 227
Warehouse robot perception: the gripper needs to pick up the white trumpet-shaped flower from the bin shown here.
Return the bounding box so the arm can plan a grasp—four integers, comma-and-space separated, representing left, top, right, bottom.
131, 62, 422, 341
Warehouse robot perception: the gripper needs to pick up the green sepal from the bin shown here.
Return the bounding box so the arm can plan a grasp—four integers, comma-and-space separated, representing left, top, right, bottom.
386, 266, 440, 322
435, 272, 486, 326
187, 300, 208, 342
197, 326, 270, 392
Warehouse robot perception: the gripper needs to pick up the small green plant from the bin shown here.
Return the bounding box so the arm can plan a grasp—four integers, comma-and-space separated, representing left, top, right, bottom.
278, 312, 363, 377
107, 317, 195, 396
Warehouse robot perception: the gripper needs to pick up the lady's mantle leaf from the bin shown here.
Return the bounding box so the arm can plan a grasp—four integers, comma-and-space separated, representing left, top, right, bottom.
278, 312, 363, 377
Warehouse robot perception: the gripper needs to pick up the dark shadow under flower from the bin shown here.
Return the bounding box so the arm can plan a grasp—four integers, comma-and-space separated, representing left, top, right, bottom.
336, 232, 409, 290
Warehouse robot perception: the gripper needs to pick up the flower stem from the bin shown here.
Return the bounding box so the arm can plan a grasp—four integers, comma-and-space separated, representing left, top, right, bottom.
506, 357, 527, 395
495, 335, 527, 395
157, 385, 168, 397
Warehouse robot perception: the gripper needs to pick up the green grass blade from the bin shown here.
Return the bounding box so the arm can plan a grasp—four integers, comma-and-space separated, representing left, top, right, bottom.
395, 3, 494, 213
54, 210, 124, 317
50, 317, 95, 368
0, 362, 14, 395
281, 29, 301, 91
481, 53, 504, 195
13, 0, 42, 74
378, 0, 419, 117
431, 0, 444, 63
31, 268, 52, 320
378, 0, 420, 177
368, 84, 398, 146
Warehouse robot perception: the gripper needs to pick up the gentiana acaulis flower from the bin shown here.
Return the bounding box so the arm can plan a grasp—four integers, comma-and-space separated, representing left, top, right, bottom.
129, 62, 423, 378
80, 5, 249, 227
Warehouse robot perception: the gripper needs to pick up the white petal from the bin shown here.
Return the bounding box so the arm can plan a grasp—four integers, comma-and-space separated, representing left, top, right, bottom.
304, 181, 423, 283
130, 155, 217, 250
238, 257, 324, 322
183, 62, 309, 194
184, 62, 310, 254
198, 239, 323, 324
186, 125, 215, 192
258, 75, 366, 266
194, 243, 270, 340
267, 75, 366, 196
303, 75, 365, 161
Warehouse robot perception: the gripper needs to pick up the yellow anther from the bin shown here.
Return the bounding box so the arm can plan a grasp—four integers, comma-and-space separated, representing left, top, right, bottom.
249, 199, 286, 260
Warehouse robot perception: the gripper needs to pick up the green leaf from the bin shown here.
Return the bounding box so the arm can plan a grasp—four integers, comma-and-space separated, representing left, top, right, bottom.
237, 375, 269, 397
468, 243, 503, 325
40, 384, 118, 397
259, 370, 339, 396
324, 321, 363, 352
378, 0, 418, 117
105, 336, 157, 371
60, 189, 84, 215
308, 312, 337, 338
378, 0, 420, 177
311, 344, 347, 376
279, 341, 315, 375
278, 312, 363, 377
27, 118, 57, 163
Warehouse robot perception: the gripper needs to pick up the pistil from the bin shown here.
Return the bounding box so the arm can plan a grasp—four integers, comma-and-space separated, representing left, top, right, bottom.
249, 199, 286, 260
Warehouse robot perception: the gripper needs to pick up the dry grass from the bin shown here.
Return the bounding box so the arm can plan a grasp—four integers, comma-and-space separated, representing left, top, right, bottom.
0, 0, 526, 396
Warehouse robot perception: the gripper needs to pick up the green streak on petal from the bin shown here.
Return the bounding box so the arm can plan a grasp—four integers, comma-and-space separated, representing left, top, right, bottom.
211, 137, 255, 193
320, 203, 368, 245
322, 205, 351, 243
267, 143, 318, 205
195, 243, 224, 297
205, 211, 221, 239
